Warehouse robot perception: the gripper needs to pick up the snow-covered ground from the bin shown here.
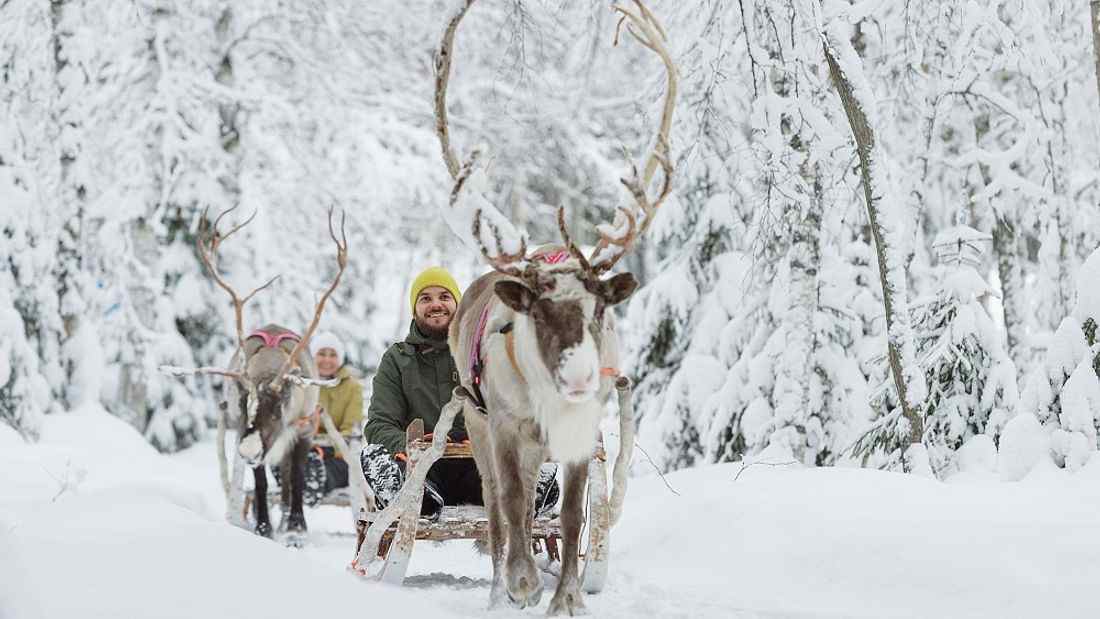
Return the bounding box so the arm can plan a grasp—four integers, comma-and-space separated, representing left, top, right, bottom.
3, 406, 1100, 619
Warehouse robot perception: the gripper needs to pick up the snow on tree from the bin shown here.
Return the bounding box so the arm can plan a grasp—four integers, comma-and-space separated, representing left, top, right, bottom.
1042, 248, 1100, 469
816, 0, 929, 472
907, 224, 1016, 477
1, 0, 70, 439
629, 0, 873, 470
1016, 247, 1100, 469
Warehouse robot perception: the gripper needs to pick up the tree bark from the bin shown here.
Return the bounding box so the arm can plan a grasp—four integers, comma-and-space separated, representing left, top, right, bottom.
822, 40, 922, 448
1092, 1, 1100, 109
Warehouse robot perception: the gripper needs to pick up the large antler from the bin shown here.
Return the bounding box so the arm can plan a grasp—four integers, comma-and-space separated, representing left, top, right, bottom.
434, 0, 529, 278
197, 205, 280, 352
579, 0, 678, 274
274, 207, 348, 387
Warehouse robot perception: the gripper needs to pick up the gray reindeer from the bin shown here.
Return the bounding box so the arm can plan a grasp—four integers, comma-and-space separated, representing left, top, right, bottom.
167, 206, 348, 546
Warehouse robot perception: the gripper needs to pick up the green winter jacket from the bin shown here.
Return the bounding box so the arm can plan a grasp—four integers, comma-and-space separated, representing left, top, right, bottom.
317, 366, 364, 437
364, 321, 463, 456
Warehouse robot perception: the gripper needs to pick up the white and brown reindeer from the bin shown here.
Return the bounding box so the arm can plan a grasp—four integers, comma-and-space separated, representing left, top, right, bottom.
164, 206, 351, 544
434, 1, 676, 614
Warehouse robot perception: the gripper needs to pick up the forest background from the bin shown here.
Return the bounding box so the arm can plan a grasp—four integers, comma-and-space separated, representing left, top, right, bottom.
3, 0, 1099, 481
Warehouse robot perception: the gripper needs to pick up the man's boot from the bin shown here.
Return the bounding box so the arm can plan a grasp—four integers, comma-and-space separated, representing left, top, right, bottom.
534, 462, 560, 518
360, 443, 404, 509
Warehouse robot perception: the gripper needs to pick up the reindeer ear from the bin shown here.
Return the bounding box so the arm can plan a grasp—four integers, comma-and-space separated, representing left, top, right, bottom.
599, 272, 638, 305
494, 280, 536, 313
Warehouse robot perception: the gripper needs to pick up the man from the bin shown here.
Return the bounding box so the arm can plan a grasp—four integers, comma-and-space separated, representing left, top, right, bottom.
361, 266, 558, 519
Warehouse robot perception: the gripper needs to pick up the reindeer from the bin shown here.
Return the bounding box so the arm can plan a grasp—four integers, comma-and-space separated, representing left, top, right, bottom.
168, 206, 348, 543
434, 1, 676, 613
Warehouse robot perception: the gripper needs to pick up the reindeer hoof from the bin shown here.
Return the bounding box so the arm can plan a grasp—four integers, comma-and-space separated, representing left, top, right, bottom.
505, 560, 544, 609
255, 521, 273, 538
282, 530, 307, 548
547, 588, 587, 616
488, 577, 515, 609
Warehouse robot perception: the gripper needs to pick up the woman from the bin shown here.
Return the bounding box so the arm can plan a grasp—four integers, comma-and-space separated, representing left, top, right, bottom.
304, 331, 364, 505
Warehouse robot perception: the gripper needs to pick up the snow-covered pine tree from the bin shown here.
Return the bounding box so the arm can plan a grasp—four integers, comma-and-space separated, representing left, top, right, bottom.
914, 224, 1016, 476
1041, 248, 1100, 470
631, 0, 873, 469
0, 0, 70, 439
853, 222, 1017, 477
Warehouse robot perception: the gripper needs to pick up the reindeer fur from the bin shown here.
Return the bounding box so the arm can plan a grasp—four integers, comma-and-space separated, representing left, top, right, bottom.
449, 266, 623, 614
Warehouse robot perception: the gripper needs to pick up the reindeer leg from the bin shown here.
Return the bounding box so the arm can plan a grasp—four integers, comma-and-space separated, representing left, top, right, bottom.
497, 436, 544, 608
253, 466, 273, 538
548, 461, 589, 616
283, 440, 309, 548
467, 411, 508, 608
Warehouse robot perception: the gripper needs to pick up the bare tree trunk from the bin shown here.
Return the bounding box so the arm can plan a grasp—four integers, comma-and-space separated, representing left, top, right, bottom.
973, 116, 1025, 377
822, 38, 922, 449
775, 169, 823, 463
1092, 1, 1100, 108
215, 6, 242, 208
992, 217, 1025, 373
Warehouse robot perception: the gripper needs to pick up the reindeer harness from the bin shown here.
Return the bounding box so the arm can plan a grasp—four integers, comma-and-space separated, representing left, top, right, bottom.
243, 328, 321, 435
247, 328, 301, 349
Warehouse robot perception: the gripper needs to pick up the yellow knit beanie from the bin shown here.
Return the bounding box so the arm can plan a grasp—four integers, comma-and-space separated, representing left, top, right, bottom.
409, 267, 462, 314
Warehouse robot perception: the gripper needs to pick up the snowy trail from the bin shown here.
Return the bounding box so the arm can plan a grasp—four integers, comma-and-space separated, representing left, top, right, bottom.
4, 407, 1100, 618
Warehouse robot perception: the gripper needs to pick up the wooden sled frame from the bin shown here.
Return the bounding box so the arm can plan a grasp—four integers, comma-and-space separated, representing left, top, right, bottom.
347, 379, 635, 594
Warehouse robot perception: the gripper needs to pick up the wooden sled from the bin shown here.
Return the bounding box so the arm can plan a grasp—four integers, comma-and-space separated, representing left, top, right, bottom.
348, 380, 634, 595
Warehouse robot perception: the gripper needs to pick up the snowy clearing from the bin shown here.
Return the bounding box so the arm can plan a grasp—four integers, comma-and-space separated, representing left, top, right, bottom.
4, 407, 1099, 619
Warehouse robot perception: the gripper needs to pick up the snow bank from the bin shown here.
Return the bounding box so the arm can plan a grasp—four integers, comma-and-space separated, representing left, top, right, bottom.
5, 411, 1100, 618
619, 462, 1100, 618
998, 412, 1050, 481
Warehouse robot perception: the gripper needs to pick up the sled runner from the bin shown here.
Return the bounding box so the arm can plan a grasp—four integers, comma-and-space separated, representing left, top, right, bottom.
347, 380, 634, 594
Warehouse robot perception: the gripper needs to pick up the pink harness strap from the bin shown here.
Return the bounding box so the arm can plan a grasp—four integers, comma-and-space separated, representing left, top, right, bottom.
247, 328, 301, 349
469, 301, 493, 385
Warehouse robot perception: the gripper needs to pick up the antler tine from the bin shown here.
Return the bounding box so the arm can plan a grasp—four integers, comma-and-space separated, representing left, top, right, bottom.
589, 1, 677, 274
472, 209, 527, 278
197, 206, 277, 350
556, 206, 594, 275
328, 205, 349, 268
276, 207, 349, 385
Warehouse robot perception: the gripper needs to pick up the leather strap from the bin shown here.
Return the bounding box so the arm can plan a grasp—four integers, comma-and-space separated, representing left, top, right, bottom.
504, 330, 524, 382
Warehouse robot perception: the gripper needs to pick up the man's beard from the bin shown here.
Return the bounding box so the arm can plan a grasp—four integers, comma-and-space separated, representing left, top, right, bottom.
415, 313, 452, 340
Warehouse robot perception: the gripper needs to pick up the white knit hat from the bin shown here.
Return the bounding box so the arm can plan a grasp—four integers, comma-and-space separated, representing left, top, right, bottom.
309, 331, 345, 367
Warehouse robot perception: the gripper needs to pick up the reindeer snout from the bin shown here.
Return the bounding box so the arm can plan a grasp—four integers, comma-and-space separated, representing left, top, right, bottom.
564, 368, 596, 391
557, 342, 601, 402
559, 367, 598, 402
239, 432, 263, 465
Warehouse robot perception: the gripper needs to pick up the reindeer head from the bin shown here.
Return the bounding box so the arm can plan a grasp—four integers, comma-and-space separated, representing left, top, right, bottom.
233, 326, 319, 467
492, 249, 637, 403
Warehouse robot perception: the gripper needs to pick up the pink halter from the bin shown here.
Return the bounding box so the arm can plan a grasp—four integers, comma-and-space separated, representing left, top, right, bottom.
248, 329, 300, 349
535, 249, 570, 264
